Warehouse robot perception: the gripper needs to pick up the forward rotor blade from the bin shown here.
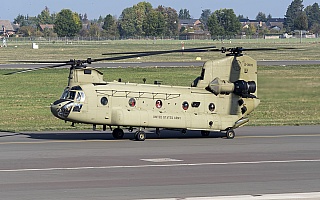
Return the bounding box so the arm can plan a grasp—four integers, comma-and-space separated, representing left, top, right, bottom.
7, 46, 217, 74
10, 60, 72, 64
95, 48, 216, 62
6, 46, 294, 75
102, 46, 216, 55
97, 46, 217, 62
4, 63, 70, 75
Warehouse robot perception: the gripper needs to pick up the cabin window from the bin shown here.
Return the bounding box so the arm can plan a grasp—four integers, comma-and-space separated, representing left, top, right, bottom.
182, 101, 189, 110
84, 69, 92, 74
128, 98, 136, 107
209, 103, 215, 112
155, 100, 162, 108
100, 97, 108, 105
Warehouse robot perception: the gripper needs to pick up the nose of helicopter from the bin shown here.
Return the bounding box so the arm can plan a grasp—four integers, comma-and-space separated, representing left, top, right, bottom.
50, 104, 59, 118
50, 99, 73, 119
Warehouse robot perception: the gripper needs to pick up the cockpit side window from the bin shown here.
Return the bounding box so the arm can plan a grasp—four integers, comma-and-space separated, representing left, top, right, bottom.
76, 91, 85, 102
61, 88, 69, 99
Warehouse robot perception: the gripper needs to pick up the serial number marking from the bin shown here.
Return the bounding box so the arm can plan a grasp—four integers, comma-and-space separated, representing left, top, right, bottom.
244, 63, 253, 67
153, 115, 181, 120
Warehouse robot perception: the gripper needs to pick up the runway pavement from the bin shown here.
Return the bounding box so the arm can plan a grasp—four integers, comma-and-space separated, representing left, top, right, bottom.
0, 126, 320, 200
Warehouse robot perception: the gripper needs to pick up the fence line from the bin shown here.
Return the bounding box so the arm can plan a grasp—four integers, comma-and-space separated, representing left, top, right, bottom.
5, 35, 320, 45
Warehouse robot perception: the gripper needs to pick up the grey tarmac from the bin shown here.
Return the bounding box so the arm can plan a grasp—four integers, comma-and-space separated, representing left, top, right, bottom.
0, 126, 320, 200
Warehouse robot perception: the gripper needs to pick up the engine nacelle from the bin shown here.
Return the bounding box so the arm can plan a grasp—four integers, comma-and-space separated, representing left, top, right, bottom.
233, 80, 256, 98
208, 78, 256, 98
208, 78, 234, 95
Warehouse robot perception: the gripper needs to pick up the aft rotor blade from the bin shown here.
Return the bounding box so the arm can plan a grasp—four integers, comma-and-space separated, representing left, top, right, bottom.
4, 63, 70, 75
238, 47, 296, 51
212, 47, 299, 56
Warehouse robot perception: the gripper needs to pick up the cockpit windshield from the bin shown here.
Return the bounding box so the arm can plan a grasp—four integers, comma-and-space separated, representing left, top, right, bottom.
67, 91, 76, 100
60, 86, 85, 102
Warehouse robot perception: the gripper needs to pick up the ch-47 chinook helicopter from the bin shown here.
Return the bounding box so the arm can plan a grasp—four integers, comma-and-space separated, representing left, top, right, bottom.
7, 46, 267, 141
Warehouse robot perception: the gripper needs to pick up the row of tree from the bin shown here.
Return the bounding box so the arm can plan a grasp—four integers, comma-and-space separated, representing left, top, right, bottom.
284, 0, 320, 33
117, 2, 179, 37
12, 0, 320, 38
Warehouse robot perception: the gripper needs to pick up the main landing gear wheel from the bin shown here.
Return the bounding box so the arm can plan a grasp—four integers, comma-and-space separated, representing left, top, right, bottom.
226, 129, 235, 139
112, 128, 124, 139
201, 130, 210, 137
135, 131, 146, 141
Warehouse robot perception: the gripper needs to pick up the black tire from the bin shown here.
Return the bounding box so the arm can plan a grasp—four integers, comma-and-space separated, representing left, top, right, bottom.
201, 130, 210, 137
112, 128, 124, 139
226, 129, 235, 139
135, 131, 146, 141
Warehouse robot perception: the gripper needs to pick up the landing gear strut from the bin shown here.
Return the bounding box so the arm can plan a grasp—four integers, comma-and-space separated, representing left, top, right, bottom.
156, 128, 160, 137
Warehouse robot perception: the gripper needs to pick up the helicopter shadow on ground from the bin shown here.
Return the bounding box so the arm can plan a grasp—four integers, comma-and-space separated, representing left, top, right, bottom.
20, 129, 227, 141
0, 130, 22, 138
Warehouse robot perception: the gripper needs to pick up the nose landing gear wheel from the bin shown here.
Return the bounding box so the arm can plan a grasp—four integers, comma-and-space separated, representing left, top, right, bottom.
135, 131, 146, 141
226, 129, 235, 139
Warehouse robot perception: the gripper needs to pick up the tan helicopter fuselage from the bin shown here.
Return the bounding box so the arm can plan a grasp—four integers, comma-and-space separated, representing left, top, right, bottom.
51, 55, 260, 132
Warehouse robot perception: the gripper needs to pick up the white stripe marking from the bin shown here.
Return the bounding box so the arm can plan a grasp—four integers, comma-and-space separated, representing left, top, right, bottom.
0, 159, 320, 173
138, 192, 320, 200
140, 158, 183, 162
